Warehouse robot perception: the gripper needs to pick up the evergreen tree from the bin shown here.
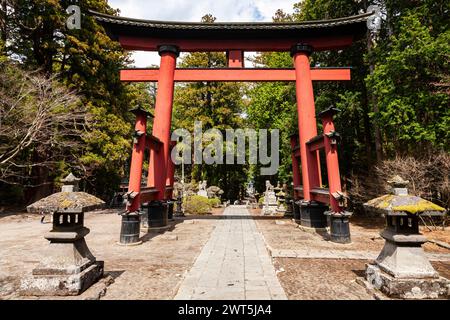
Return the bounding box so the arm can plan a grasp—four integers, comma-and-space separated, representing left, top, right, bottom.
172, 15, 247, 201
1, 1, 149, 201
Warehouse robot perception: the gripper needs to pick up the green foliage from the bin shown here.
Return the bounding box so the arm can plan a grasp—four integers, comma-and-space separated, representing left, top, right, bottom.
247, 0, 449, 197
2, 0, 448, 206
184, 195, 212, 215
0, 40, 6, 63
366, 11, 450, 154
0, 61, 85, 202
208, 197, 221, 208
2, 1, 150, 201
258, 196, 265, 205
172, 14, 247, 201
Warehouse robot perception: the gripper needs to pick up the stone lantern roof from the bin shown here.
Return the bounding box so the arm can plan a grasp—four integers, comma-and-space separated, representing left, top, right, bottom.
26, 173, 105, 214
363, 176, 446, 216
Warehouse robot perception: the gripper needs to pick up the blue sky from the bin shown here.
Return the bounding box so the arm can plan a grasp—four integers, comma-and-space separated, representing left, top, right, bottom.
107, 0, 299, 67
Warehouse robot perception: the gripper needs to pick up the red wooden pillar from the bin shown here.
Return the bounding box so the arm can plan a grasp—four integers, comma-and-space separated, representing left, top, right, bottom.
165, 141, 176, 199
227, 50, 244, 68
148, 45, 179, 200
291, 44, 322, 201
126, 107, 149, 212
319, 107, 343, 213
289, 134, 302, 199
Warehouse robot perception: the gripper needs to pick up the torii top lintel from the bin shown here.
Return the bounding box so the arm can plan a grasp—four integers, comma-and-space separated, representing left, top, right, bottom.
90, 10, 372, 52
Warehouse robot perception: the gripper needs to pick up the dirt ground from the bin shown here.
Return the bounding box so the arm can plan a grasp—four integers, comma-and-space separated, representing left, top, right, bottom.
250, 208, 449, 300
0, 208, 222, 300
251, 208, 450, 254
272, 258, 449, 300
274, 258, 374, 299
0, 206, 448, 300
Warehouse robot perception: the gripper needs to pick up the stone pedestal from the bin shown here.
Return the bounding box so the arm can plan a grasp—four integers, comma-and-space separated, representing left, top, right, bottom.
197, 190, 208, 198
20, 210, 103, 296
364, 215, 449, 299
262, 191, 278, 215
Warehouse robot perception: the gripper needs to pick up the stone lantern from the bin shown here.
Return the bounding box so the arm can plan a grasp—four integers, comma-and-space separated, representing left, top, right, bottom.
275, 183, 287, 213
21, 173, 105, 296
362, 176, 448, 299
284, 183, 294, 218
173, 181, 185, 217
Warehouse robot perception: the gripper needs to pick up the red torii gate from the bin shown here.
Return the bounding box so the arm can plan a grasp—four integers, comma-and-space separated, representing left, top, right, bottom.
91, 10, 372, 244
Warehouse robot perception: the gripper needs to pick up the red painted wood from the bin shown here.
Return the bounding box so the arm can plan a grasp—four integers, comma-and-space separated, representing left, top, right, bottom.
294, 187, 330, 204
293, 52, 322, 201
227, 50, 244, 68
147, 51, 177, 200
127, 114, 147, 212
119, 35, 354, 52
290, 135, 302, 200
307, 136, 325, 151
145, 134, 162, 150
311, 192, 329, 204
165, 142, 176, 199
120, 68, 351, 82
321, 115, 343, 212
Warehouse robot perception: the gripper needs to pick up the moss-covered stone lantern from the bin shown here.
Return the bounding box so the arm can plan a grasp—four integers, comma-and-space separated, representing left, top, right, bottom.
363, 176, 448, 299
21, 173, 105, 296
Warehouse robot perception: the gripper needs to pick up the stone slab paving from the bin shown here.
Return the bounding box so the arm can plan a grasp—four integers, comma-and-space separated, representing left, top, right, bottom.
174, 205, 287, 300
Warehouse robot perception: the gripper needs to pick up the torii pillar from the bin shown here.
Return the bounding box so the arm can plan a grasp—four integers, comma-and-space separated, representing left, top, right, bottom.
291, 44, 328, 229
148, 45, 179, 200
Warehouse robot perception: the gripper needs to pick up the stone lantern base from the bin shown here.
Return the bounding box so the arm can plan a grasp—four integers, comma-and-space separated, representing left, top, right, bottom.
365, 264, 448, 299
364, 228, 449, 299
20, 212, 104, 296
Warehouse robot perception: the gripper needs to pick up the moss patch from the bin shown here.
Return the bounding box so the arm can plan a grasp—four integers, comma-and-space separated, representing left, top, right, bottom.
392, 200, 445, 214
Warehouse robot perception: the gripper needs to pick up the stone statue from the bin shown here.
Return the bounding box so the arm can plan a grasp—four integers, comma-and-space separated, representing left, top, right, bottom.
198, 180, 207, 191
197, 180, 208, 198
265, 180, 274, 192
263, 180, 278, 215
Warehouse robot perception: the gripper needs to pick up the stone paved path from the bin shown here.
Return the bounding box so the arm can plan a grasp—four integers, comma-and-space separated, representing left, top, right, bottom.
174, 205, 287, 300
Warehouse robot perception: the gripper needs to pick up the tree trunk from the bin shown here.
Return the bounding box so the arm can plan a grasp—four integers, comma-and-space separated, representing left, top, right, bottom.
0, 0, 7, 47
366, 26, 383, 163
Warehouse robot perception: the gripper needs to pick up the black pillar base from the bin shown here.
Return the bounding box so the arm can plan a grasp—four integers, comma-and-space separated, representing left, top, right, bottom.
326, 211, 352, 244
119, 212, 142, 245
284, 200, 294, 218
299, 201, 328, 228
167, 200, 175, 220
142, 201, 169, 229
293, 200, 301, 224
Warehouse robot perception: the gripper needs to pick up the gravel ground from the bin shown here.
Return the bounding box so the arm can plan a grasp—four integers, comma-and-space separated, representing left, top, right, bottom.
251, 208, 450, 254
0, 206, 447, 300
0, 209, 219, 300
251, 208, 449, 300
273, 258, 374, 300
273, 258, 449, 300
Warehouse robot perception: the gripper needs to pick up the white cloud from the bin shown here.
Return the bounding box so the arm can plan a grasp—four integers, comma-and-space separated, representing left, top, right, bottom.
107, 0, 298, 67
